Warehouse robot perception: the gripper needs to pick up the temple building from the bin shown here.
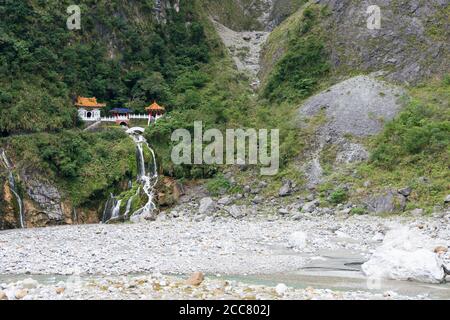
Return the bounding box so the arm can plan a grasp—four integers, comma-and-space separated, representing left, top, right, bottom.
75, 97, 106, 121
109, 108, 132, 126
146, 101, 166, 124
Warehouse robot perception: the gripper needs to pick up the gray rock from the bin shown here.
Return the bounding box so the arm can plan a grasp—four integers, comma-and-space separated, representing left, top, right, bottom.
365, 190, 407, 214
250, 188, 261, 195
444, 195, 450, 204
198, 197, 215, 215
291, 213, 303, 221
418, 176, 430, 184
243, 186, 251, 193
24, 174, 65, 222
218, 196, 233, 206
313, 0, 448, 84
21, 278, 38, 289
225, 205, 245, 219
252, 196, 263, 204
398, 187, 412, 197
302, 200, 318, 213
278, 208, 289, 215
303, 158, 324, 189
258, 181, 268, 188
194, 214, 206, 222
278, 180, 292, 197
156, 213, 167, 222
410, 208, 424, 217
299, 76, 404, 138
335, 143, 369, 164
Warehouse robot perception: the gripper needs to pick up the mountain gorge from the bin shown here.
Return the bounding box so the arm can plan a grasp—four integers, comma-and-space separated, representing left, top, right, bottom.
0, 0, 449, 229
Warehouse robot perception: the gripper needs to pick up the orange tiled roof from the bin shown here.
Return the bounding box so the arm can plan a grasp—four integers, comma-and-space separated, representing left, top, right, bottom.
145, 101, 165, 111
75, 97, 106, 108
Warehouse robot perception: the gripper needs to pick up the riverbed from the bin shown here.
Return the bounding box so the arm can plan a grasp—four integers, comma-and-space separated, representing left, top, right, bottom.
0, 213, 449, 300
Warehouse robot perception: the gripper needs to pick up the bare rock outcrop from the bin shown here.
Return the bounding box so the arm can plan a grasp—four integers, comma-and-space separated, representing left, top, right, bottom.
297, 75, 405, 187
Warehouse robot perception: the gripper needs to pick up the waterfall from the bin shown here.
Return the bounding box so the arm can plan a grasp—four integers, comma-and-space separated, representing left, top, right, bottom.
102, 193, 116, 223
111, 200, 122, 219
127, 129, 159, 222
124, 187, 140, 218
1, 150, 25, 228
100, 127, 158, 224
73, 208, 78, 224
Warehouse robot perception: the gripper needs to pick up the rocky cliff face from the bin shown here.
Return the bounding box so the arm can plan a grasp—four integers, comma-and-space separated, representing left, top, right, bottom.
297, 75, 405, 187
0, 168, 102, 229
262, 0, 449, 85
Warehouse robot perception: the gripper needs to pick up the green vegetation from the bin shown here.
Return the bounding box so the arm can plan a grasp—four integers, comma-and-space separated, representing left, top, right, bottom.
345, 78, 450, 211
3, 129, 135, 206
350, 207, 366, 215
329, 188, 348, 205
0, 0, 212, 134
262, 5, 330, 103
206, 174, 231, 196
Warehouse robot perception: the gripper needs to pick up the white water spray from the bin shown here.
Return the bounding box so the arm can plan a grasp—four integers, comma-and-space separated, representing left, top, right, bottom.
1, 149, 25, 228
127, 128, 159, 222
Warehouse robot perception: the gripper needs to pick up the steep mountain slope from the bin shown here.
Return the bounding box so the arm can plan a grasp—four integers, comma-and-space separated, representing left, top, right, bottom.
258, 0, 449, 212
0, 0, 448, 230
261, 0, 449, 87
0, 0, 254, 228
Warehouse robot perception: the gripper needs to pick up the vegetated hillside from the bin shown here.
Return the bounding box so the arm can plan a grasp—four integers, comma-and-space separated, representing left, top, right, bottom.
256, 0, 449, 211
0, 0, 256, 228
0, 0, 217, 135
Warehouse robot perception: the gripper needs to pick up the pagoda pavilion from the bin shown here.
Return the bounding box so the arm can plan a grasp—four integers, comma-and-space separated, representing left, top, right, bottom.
145, 101, 166, 124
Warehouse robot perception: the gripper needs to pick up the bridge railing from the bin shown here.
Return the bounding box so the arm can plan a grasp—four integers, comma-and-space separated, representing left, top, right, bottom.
129, 114, 150, 120
79, 114, 163, 123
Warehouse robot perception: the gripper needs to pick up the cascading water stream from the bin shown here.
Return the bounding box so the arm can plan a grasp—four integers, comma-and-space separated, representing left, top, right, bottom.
127, 129, 158, 222
111, 200, 122, 220
100, 128, 158, 223
124, 187, 140, 218
1, 150, 25, 228
102, 193, 116, 223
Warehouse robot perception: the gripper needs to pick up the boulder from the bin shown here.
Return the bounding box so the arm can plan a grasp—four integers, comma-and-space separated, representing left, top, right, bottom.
362, 227, 446, 284
0, 291, 7, 300
55, 287, 65, 295
252, 196, 263, 204
198, 197, 215, 215
186, 272, 204, 286
335, 143, 369, 164
278, 180, 292, 197
218, 196, 233, 206
15, 289, 28, 300
365, 190, 407, 214
410, 208, 424, 217
445, 195, 450, 204
225, 205, 245, 219
302, 200, 318, 213
292, 213, 303, 221
278, 208, 289, 215
434, 246, 448, 254
275, 283, 288, 296
287, 232, 307, 249
398, 187, 412, 197
21, 278, 38, 289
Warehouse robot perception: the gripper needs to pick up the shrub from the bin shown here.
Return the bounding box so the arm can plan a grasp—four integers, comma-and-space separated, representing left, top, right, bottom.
329, 188, 348, 205
350, 207, 366, 215
206, 174, 231, 196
